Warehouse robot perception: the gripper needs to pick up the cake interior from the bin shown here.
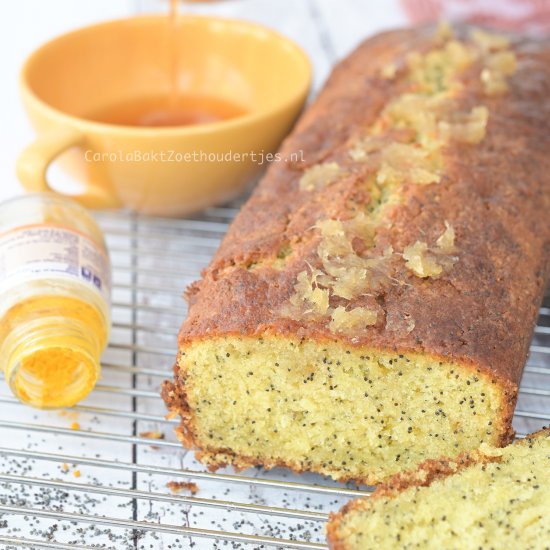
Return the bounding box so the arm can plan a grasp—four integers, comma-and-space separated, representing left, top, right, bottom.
178, 336, 511, 482
331, 432, 550, 549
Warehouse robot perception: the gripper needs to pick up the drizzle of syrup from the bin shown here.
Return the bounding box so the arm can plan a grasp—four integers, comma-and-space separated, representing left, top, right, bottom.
85, 0, 244, 128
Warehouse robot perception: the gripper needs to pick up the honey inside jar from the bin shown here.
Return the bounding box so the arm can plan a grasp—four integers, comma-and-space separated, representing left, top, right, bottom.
0, 194, 111, 409
0, 296, 108, 408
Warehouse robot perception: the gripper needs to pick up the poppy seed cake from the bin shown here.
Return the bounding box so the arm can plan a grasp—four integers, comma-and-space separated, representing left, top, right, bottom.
327, 428, 550, 549
162, 24, 550, 484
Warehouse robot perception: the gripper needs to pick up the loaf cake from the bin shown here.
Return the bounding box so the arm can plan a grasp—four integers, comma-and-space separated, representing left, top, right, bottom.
327, 428, 550, 549
162, 24, 550, 484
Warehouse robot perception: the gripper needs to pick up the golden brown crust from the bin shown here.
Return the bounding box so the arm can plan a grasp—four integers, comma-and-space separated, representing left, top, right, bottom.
325, 428, 550, 550
164, 25, 550, 478
177, 25, 550, 384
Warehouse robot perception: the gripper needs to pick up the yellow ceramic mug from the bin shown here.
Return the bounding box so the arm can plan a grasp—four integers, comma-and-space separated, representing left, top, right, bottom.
17, 16, 311, 216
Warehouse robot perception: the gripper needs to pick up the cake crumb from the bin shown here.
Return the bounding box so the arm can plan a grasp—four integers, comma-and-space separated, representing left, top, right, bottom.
479, 442, 504, 457
140, 430, 165, 450
166, 481, 198, 495
139, 431, 165, 440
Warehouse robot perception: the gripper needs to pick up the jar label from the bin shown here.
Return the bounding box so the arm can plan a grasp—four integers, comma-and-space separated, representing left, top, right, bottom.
0, 224, 111, 302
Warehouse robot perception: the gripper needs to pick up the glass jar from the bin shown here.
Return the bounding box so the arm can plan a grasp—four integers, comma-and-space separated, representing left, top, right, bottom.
0, 193, 111, 408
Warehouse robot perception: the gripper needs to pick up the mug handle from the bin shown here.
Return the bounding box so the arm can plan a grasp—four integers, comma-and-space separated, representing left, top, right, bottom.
16, 127, 120, 209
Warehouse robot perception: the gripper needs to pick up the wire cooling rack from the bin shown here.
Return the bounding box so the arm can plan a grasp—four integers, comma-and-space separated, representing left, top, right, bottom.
0, 203, 548, 549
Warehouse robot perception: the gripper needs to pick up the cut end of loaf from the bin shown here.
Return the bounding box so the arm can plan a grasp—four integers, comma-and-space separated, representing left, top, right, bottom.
326, 428, 550, 549
163, 335, 515, 484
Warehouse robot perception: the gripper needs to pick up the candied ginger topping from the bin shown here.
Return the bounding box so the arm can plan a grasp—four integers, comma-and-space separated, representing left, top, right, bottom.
349, 135, 387, 162
318, 219, 356, 258
403, 222, 458, 278
316, 217, 393, 299
407, 39, 475, 94
439, 106, 489, 145
481, 51, 517, 95
317, 213, 377, 257
469, 28, 517, 95
377, 143, 441, 186
347, 211, 378, 243
403, 241, 444, 278
380, 93, 448, 143
284, 25, 507, 333
436, 221, 456, 254
288, 270, 330, 317
283, 214, 395, 328
486, 50, 517, 74
380, 62, 397, 80
436, 21, 454, 42
299, 162, 345, 191
471, 28, 510, 52
329, 306, 377, 334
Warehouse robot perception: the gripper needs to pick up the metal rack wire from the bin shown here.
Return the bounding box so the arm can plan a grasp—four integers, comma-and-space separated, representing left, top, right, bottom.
0, 204, 548, 550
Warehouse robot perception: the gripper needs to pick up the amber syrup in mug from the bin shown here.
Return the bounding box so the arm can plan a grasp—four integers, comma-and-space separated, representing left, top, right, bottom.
85, 0, 245, 128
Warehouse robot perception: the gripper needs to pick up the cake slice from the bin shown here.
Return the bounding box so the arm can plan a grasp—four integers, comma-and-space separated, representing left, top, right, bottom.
327, 428, 550, 549
162, 24, 550, 484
